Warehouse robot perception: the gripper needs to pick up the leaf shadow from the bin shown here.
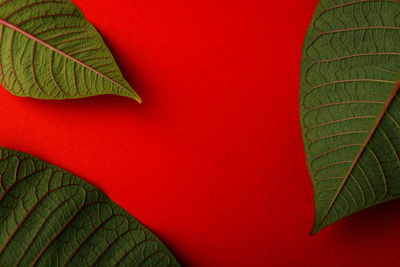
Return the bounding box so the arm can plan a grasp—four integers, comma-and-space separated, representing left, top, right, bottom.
335, 198, 400, 236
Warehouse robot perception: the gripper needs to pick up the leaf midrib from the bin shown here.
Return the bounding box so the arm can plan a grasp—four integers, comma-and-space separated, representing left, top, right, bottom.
0, 18, 141, 102
312, 77, 400, 235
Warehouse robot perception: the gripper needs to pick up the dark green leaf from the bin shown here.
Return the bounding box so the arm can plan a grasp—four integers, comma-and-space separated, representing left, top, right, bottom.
0, 0, 141, 102
300, 0, 400, 234
0, 146, 179, 266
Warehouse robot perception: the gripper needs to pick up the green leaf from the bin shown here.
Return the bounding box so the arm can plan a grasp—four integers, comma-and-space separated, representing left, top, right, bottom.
0, 146, 179, 266
0, 0, 141, 102
300, 0, 400, 235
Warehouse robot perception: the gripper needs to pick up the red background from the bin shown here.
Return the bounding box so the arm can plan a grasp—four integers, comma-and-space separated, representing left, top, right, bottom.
1, 0, 399, 266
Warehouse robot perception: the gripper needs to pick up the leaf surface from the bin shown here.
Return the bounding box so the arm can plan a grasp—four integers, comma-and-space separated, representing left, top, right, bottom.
0, 146, 179, 266
300, 0, 400, 234
0, 0, 140, 102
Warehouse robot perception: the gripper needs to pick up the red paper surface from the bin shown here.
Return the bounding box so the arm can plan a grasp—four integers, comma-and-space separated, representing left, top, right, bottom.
1, 0, 399, 266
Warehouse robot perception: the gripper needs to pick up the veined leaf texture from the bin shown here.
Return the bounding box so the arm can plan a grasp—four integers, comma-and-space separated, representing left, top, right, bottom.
0, 0, 141, 101
300, 0, 400, 234
0, 146, 179, 266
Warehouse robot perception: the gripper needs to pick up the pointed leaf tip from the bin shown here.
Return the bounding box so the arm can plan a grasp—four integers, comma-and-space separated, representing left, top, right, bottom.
135, 94, 143, 104
309, 226, 319, 237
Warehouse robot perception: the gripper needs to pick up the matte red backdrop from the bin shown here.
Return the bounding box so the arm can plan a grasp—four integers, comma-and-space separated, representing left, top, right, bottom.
2, 0, 400, 266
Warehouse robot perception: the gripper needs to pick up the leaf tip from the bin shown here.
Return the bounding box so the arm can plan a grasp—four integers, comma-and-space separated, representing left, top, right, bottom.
310, 217, 325, 236
136, 95, 143, 104
309, 228, 318, 236
125, 89, 142, 104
